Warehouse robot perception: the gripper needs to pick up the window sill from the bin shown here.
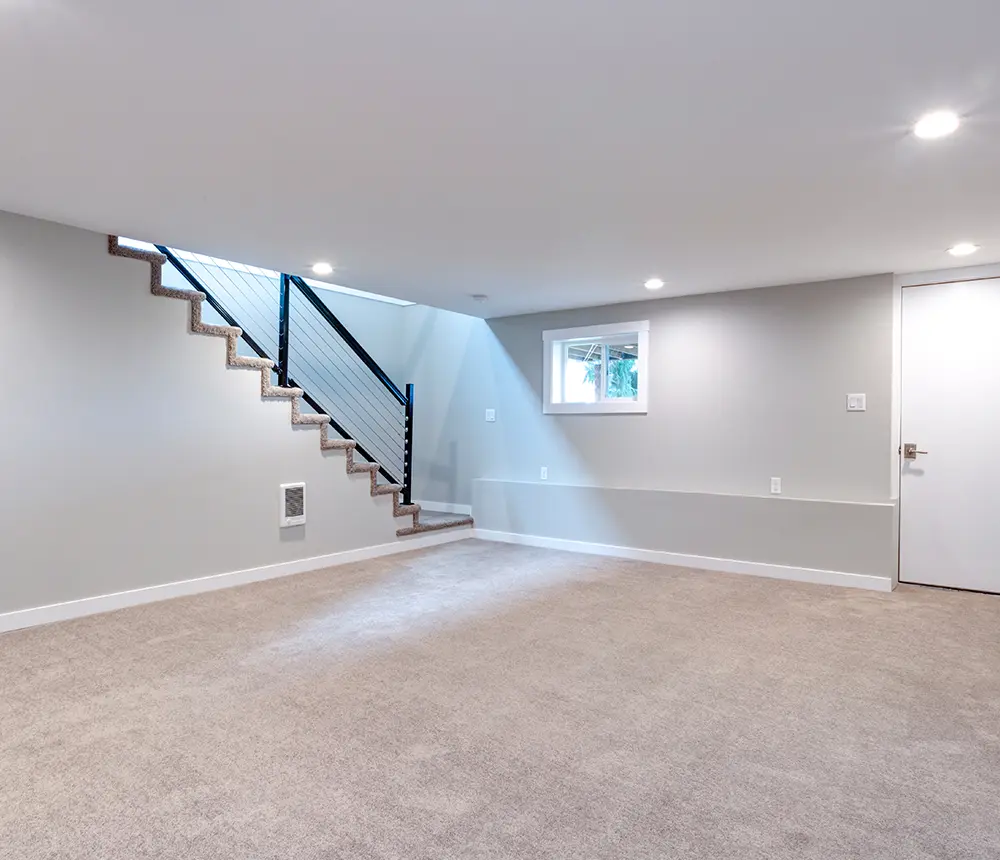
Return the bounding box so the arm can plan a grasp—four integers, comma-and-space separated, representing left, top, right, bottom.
544, 400, 648, 415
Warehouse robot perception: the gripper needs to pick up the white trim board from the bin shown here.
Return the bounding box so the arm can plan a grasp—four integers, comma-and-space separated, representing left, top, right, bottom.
541, 319, 650, 341
413, 500, 473, 516
897, 262, 1000, 287
0, 529, 473, 634
472, 477, 896, 507
472, 529, 894, 592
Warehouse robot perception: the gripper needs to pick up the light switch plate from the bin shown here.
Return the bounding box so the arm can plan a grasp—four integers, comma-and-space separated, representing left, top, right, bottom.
846, 393, 867, 412
540, 466, 548, 480
770, 477, 782, 495
485, 408, 496, 422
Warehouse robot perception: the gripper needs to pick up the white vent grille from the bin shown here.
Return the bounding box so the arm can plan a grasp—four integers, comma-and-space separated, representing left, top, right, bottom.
280, 483, 306, 527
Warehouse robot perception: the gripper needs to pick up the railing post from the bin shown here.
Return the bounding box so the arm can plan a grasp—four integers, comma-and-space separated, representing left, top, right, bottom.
403, 384, 415, 505
277, 273, 291, 387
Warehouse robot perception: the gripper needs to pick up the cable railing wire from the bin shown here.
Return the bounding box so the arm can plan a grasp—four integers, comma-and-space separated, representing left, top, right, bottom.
287, 325, 404, 454
288, 302, 406, 437
182, 256, 281, 359
288, 355, 404, 476
180, 261, 277, 352
286, 287, 407, 481
289, 306, 406, 438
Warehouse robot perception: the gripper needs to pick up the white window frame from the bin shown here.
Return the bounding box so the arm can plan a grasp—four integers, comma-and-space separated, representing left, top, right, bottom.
542, 320, 649, 414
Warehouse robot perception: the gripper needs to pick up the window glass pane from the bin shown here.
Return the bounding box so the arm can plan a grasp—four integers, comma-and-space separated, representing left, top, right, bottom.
563, 342, 603, 403
605, 342, 639, 400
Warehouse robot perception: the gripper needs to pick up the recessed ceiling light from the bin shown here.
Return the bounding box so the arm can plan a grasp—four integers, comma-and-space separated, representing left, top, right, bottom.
914, 110, 960, 140
644, 278, 664, 291
311, 262, 334, 276
948, 242, 979, 257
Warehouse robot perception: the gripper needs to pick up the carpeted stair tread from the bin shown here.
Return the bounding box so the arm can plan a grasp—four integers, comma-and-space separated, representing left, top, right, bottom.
108, 236, 166, 267
291, 400, 332, 425
154, 285, 206, 302
396, 516, 474, 536
195, 323, 242, 339
321, 439, 358, 450
261, 375, 303, 399
228, 355, 275, 370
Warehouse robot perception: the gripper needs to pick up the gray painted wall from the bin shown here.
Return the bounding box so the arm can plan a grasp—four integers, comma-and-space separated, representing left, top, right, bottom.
312, 288, 408, 384
473, 481, 897, 578
0, 212, 401, 616
0, 207, 899, 608
406, 274, 895, 505
403, 275, 897, 580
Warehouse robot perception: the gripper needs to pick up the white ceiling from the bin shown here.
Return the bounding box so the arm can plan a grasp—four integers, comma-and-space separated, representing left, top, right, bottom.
1, 0, 999, 318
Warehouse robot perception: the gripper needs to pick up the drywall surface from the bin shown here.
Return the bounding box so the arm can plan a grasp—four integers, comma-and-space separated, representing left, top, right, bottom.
0, 212, 400, 615
473, 480, 897, 579
402, 275, 897, 580
405, 274, 895, 506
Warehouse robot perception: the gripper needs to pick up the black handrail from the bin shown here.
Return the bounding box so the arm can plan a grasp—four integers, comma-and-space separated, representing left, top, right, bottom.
277, 273, 291, 388
289, 275, 408, 406
403, 383, 415, 505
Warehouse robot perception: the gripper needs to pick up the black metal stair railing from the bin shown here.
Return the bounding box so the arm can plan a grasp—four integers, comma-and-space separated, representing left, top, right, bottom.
154, 244, 414, 502
285, 276, 408, 485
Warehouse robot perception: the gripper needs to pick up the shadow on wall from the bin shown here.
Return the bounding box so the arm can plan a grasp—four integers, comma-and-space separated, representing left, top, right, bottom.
484, 316, 603, 533
402, 307, 482, 506
426, 441, 459, 505
399, 303, 595, 509
404, 306, 583, 504
480, 317, 629, 546
399, 299, 750, 547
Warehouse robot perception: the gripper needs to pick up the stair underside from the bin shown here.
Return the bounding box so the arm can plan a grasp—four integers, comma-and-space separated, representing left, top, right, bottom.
109, 236, 473, 538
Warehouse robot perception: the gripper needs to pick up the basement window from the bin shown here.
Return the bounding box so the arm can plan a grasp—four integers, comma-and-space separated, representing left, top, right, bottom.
542, 321, 649, 414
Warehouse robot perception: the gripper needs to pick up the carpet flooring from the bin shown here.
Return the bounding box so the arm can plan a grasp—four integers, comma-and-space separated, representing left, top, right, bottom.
2, 539, 999, 859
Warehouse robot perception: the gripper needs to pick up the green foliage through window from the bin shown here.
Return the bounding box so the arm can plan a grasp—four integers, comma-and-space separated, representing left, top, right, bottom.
584, 355, 637, 399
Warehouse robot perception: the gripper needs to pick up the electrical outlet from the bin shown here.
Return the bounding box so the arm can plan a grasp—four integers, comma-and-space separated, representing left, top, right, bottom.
770, 477, 782, 495
540, 466, 548, 480
485, 408, 496, 422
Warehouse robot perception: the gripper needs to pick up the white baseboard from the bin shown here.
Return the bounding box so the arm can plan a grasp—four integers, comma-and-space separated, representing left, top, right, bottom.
472, 529, 893, 592
0, 529, 473, 634
413, 499, 473, 516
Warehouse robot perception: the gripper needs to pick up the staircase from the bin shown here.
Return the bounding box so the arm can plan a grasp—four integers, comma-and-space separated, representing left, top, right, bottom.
109, 236, 473, 537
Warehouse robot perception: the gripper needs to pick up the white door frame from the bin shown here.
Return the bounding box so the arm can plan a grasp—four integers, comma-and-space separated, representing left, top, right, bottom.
895, 271, 1000, 592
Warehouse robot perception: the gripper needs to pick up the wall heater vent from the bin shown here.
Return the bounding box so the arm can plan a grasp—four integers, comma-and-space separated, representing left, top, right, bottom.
280, 483, 306, 527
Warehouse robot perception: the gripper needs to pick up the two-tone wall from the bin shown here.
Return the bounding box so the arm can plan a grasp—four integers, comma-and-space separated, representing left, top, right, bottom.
404, 275, 899, 588
0, 206, 903, 618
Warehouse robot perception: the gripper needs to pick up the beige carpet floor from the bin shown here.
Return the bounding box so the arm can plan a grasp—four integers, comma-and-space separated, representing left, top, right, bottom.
2, 540, 999, 859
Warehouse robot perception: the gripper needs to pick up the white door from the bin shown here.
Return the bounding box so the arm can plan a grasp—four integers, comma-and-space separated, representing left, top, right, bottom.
900, 279, 1000, 592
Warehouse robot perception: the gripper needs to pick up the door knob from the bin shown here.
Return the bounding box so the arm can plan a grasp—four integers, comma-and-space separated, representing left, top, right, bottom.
903, 442, 928, 460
